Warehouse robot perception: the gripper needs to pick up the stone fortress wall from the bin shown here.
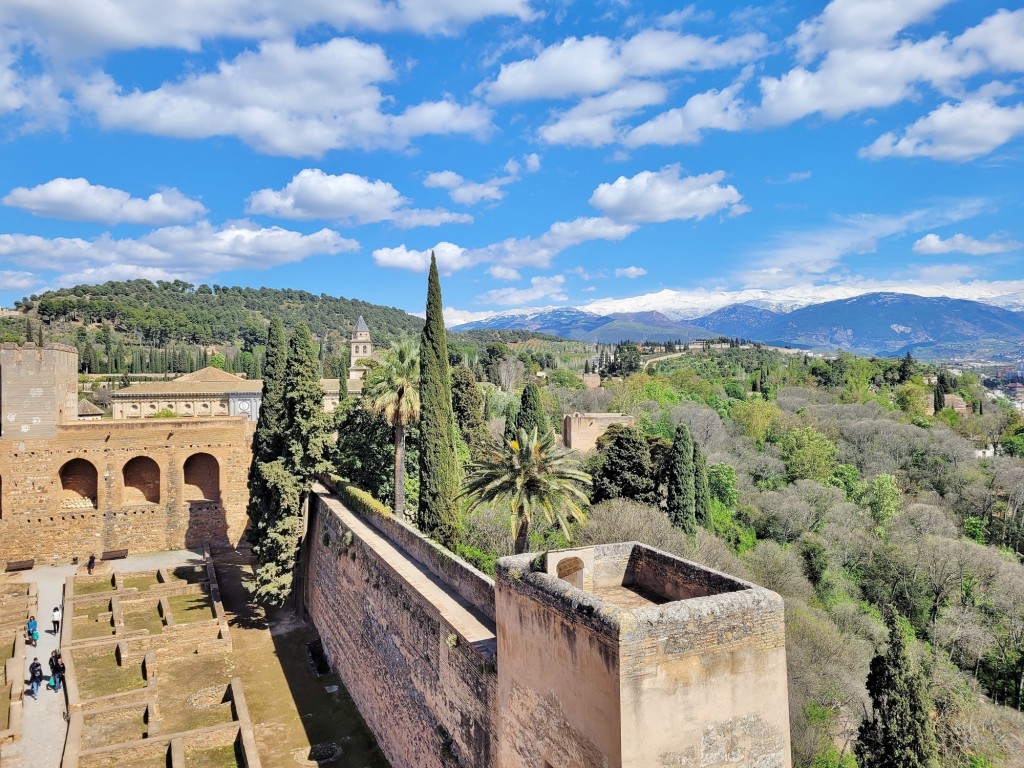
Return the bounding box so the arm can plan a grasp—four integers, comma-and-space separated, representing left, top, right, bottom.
305, 483, 792, 768
562, 412, 635, 451
0, 344, 253, 566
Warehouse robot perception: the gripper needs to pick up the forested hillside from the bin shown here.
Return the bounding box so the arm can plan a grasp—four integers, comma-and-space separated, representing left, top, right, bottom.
334, 342, 1024, 768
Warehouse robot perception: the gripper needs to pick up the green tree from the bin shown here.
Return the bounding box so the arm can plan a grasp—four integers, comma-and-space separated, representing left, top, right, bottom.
778, 427, 837, 483
592, 426, 657, 505
708, 463, 739, 508
460, 428, 590, 553
502, 399, 519, 446
855, 610, 937, 768
252, 323, 333, 605
418, 253, 460, 546
933, 387, 945, 414
664, 424, 696, 533
362, 340, 420, 520
867, 473, 901, 527
693, 440, 711, 527
451, 364, 487, 454
334, 401, 394, 502
515, 381, 551, 438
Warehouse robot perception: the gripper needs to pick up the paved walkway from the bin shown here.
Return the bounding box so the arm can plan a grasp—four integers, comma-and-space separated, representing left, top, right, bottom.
2, 549, 204, 768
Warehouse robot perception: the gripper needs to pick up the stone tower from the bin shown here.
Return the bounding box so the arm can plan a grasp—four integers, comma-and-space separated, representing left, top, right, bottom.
0, 343, 79, 440
348, 316, 374, 383
494, 543, 792, 767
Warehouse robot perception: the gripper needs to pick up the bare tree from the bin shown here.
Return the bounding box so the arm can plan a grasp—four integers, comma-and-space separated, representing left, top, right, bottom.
495, 355, 525, 392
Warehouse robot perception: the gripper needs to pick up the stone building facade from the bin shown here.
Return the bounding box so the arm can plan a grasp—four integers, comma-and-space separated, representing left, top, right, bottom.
0, 344, 253, 567
562, 412, 636, 451
305, 482, 792, 768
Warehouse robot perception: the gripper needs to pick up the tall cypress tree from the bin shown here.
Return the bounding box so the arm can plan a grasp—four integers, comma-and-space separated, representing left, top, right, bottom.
503, 400, 519, 446
856, 609, 937, 768
515, 381, 550, 437
252, 323, 332, 605
246, 317, 287, 549
451, 364, 487, 453
665, 424, 696, 534
418, 253, 460, 546
933, 387, 945, 413
693, 441, 710, 527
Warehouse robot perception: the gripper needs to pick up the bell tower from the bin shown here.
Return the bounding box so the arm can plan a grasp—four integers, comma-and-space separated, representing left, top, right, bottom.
348, 316, 374, 383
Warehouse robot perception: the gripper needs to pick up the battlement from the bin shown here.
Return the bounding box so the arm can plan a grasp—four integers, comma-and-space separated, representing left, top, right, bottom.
0, 342, 79, 439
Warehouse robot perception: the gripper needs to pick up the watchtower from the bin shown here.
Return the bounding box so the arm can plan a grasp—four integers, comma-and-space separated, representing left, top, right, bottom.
348, 316, 374, 383
0, 343, 79, 440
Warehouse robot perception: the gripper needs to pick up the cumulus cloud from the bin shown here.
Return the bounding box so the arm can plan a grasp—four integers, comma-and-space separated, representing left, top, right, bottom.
485, 30, 764, 103
913, 232, 1022, 255
423, 153, 540, 204
540, 82, 666, 147
860, 99, 1024, 161
477, 275, 567, 305
75, 38, 491, 157
625, 79, 747, 147
488, 265, 521, 280
246, 169, 469, 228
0, 270, 38, 291
589, 165, 745, 223
0, 0, 534, 58
371, 241, 474, 273
0, 221, 358, 284
615, 266, 647, 278
443, 307, 497, 326
4, 178, 206, 224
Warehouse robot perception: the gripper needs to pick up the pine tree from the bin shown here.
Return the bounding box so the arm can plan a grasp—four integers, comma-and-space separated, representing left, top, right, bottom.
693, 441, 710, 527
252, 322, 332, 605
592, 426, 656, 505
417, 253, 460, 547
855, 609, 937, 768
515, 381, 550, 438
664, 424, 696, 534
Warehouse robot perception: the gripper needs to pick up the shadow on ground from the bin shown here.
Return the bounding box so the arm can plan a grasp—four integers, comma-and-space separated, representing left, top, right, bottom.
213, 548, 390, 768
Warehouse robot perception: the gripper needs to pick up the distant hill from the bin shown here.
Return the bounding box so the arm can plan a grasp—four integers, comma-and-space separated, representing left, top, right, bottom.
456, 292, 1024, 358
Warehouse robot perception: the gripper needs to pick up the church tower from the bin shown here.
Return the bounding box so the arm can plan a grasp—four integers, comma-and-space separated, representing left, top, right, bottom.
348, 316, 374, 383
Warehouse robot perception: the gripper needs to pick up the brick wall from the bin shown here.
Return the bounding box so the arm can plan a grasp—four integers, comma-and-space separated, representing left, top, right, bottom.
0, 418, 253, 566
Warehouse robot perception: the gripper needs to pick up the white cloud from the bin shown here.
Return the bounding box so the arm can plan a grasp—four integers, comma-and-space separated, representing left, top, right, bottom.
0, 0, 535, 58
0, 270, 38, 291
488, 265, 521, 280
615, 266, 647, 278
371, 241, 475, 273
485, 29, 764, 103
4, 177, 206, 224
589, 165, 745, 223
246, 169, 469, 228
0, 221, 358, 284
957, 9, 1024, 71
423, 153, 540, 204
477, 275, 567, 305
75, 38, 491, 157
913, 232, 1022, 255
540, 82, 666, 147
443, 307, 497, 326
625, 79, 747, 147
861, 99, 1024, 161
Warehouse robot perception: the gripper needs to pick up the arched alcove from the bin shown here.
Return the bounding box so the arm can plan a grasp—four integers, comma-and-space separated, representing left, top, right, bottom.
122, 456, 160, 505
183, 453, 220, 502
556, 557, 586, 589
59, 459, 98, 509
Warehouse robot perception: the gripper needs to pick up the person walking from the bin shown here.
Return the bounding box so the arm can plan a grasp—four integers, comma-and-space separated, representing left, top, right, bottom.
47, 651, 65, 693
52, 606, 61, 636
87, 553, 96, 575
28, 657, 43, 699
26, 616, 38, 647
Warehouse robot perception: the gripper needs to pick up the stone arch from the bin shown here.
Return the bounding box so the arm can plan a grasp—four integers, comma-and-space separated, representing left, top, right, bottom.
183, 453, 220, 502
59, 458, 98, 509
122, 456, 160, 505
556, 556, 586, 589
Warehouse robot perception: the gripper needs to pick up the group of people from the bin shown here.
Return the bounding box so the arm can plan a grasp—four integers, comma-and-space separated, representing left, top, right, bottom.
25, 606, 64, 699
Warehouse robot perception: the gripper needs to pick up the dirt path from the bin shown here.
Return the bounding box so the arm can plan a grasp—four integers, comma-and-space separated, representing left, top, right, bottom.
212, 548, 388, 768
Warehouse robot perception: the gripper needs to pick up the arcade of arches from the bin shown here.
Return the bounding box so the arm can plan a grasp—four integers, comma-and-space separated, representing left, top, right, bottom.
0, 417, 253, 567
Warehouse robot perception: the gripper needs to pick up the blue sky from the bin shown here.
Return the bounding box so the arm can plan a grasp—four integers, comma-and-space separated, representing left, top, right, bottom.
2, 0, 1023, 323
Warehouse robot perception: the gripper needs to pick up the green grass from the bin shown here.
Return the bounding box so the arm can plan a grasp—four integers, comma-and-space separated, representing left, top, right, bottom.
120, 573, 158, 592
73, 613, 116, 640
185, 741, 243, 768
80, 708, 148, 749
169, 565, 207, 585
75, 577, 116, 596
73, 650, 146, 699
158, 652, 235, 733
120, 601, 164, 635
166, 593, 214, 622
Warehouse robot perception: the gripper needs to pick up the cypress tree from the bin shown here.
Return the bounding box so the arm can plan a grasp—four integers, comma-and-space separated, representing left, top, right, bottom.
855, 609, 937, 768
515, 381, 550, 437
693, 441, 710, 527
451, 364, 487, 453
665, 424, 696, 534
592, 426, 656, 505
503, 400, 519, 446
418, 253, 460, 546
252, 322, 333, 605
933, 387, 945, 413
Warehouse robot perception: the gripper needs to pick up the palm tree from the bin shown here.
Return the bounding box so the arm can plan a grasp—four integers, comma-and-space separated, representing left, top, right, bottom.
460, 427, 591, 554
362, 340, 420, 520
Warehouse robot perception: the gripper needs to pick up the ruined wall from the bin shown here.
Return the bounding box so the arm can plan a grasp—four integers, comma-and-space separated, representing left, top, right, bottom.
0, 418, 253, 566
562, 413, 635, 452
0, 343, 78, 439
305, 489, 497, 768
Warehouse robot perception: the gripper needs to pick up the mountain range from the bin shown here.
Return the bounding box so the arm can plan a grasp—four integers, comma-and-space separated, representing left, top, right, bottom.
454, 292, 1024, 359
